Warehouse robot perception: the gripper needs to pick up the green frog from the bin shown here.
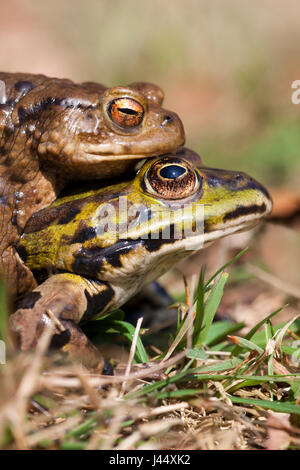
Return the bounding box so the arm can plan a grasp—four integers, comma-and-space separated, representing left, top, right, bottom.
10, 151, 272, 370
0, 72, 185, 299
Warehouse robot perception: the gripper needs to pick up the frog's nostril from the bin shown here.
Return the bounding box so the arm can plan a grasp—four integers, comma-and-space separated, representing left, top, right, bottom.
161, 114, 173, 127
235, 174, 244, 182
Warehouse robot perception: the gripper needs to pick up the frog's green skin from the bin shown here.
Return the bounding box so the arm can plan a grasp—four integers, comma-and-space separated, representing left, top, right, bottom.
0, 72, 185, 299
10, 152, 272, 370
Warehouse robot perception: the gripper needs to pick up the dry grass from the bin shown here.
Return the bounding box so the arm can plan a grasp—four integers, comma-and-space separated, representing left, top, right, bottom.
1, 341, 299, 450
1, 255, 300, 451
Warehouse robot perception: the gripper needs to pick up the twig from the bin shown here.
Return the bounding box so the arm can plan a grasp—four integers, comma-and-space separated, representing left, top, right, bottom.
119, 317, 143, 397
40, 350, 187, 389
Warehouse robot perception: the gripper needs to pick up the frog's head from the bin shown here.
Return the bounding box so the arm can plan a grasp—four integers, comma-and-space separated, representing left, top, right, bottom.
23, 80, 185, 179
20, 152, 272, 285
114, 155, 273, 249
83, 156, 272, 287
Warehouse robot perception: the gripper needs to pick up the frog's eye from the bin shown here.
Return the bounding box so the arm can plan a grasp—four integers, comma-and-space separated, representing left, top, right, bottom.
159, 164, 187, 180
108, 97, 144, 129
144, 158, 200, 200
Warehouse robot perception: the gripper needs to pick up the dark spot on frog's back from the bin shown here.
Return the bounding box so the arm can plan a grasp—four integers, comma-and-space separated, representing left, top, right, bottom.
72, 237, 174, 279
71, 225, 97, 244
72, 240, 136, 276
24, 203, 82, 234
58, 205, 82, 225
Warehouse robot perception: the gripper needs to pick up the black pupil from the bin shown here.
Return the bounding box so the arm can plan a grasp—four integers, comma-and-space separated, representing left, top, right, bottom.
160, 165, 186, 179
118, 107, 138, 115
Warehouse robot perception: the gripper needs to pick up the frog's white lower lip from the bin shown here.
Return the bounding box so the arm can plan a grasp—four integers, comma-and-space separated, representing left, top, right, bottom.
149, 217, 264, 255
203, 204, 271, 242
203, 219, 260, 244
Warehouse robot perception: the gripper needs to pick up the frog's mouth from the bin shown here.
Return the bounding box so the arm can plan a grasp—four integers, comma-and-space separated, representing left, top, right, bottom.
142, 198, 273, 254
205, 199, 272, 235
200, 213, 268, 247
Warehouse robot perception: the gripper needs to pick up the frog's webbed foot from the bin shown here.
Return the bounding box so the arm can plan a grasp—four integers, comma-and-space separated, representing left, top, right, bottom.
9, 273, 115, 371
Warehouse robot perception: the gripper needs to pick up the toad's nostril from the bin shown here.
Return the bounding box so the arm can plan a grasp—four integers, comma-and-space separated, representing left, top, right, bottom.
161, 114, 173, 127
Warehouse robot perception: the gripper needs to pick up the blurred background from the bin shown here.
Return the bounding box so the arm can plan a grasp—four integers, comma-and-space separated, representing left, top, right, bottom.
0, 0, 299, 326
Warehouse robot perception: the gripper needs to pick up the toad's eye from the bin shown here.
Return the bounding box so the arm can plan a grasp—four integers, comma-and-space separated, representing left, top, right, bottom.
108, 97, 144, 128
144, 158, 201, 200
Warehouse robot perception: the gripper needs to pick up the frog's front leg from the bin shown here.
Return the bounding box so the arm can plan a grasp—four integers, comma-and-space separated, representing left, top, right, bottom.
9, 273, 115, 371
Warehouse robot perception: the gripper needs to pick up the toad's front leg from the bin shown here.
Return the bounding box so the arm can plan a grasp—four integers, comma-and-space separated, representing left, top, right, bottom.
9, 273, 116, 371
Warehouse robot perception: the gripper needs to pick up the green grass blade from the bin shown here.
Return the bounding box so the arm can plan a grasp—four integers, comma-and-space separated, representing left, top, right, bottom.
250, 319, 300, 349
205, 320, 244, 346
186, 347, 207, 360
110, 320, 149, 363
228, 335, 264, 353
229, 396, 300, 415
66, 417, 97, 439
195, 272, 228, 345
61, 441, 87, 450
265, 320, 274, 400
156, 389, 203, 399
192, 266, 205, 340
196, 357, 242, 372
231, 306, 284, 356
